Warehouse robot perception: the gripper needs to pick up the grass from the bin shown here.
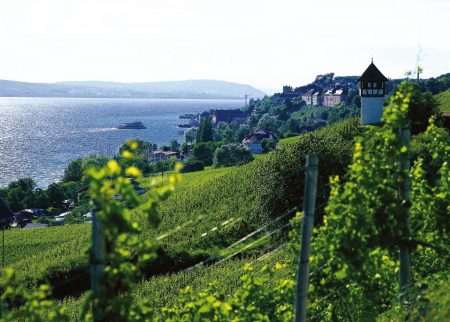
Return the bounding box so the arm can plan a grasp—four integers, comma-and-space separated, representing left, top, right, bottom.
1, 224, 90, 286
436, 89, 450, 112
57, 246, 291, 321
1, 117, 361, 300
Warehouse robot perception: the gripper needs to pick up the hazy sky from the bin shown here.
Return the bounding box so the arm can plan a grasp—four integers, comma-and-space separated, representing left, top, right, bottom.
1, 0, 449, 93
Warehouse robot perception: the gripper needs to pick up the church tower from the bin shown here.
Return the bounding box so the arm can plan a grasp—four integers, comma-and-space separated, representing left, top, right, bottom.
358, 60, 388, 125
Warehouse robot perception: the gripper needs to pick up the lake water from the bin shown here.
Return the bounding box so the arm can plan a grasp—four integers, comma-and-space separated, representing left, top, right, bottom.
0, 97, 242, 187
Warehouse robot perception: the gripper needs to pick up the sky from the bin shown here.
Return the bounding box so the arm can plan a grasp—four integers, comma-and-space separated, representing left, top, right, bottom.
1, 0, 449, 93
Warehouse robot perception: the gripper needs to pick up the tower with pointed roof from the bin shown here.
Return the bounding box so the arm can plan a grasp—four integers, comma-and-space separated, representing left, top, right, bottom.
358, 60, 388, 125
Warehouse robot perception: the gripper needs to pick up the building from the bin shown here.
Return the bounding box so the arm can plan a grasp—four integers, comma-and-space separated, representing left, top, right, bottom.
323, 87, 348, 106
301, 88, 322, 106
242, 129, 274, 154
358, 60, 388, 125
212, 109, 248, 125
147, 151, 178, 163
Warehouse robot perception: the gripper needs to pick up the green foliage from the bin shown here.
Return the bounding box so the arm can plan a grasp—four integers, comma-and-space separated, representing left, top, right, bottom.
257, 113, 281, 132
407, 83, 441, 134
0, 224, 90, 287
1, 141, 182, 321
0, 118, 361, 316
184, 128, 198, 144
61, 181, 81, 201
1, 268, 69, 321
157, 81, 449, 322
170, 139, 180, 152
192, 141, 222, 166
47, 182, 65, 207
196, 117, 213, 143
419, 73, 450, 95
62, 158, 83, 183
64, 155, 109, 186
435, 89, 450, 112
82, 141, 181, 321
213, 143, 253, 168
0, 178, 36, 211
180, 158, 204, 173
160, 263, 294, 321
261, 138, 276, 153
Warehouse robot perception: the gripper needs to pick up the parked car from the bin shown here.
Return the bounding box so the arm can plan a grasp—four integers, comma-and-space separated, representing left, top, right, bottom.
54, 212, 71, 224
14, 210, 34, 222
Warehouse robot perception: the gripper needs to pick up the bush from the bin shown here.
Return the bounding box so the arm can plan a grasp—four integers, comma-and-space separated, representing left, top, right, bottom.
192, 141, 222, 166
261, 138, 277, 153
213, 144, 253, 168
181, 158, 205, 173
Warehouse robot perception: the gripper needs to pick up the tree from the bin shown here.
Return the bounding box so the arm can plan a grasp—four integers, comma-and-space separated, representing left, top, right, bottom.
170, 139, 180, 152
352, 95, 361, 108
235, 124, 251, 143
160, 145, 170, 152
192, 142, 221, 166
33, 188, 49, 209
184, 128, 197, 144
46, 183, 65, 207
180, 142, 190, 156
257, 113, 280, 132
407, 83, 441, 134
4, 178, 36, 211
181, 158, 204, 173
261, 139, 277, 153
62, 181, 80, 200
213, 144, 253, 167
62, 158, 83, 183
196, 117, 213, 142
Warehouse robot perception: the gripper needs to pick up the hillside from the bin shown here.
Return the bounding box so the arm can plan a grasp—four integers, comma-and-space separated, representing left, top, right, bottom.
3, 113, 449, 320
0, 79, 265, 99
2, 118, 360, 289
436, 89, 450, 111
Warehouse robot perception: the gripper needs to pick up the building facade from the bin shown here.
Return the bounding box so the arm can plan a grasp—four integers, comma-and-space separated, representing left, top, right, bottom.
358, 61, 388, 125
242, 129, 274, 154
323, 87, 348, 106
301, 89, 322, 106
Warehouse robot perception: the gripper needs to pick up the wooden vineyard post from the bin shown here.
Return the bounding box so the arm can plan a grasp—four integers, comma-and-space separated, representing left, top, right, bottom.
295, 154, 319, 322
399, 127, 411, 308
91, 209, 105, 321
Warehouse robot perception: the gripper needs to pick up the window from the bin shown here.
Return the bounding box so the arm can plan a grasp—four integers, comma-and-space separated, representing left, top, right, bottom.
368, 82, 372, 88
373, 82, 377, 88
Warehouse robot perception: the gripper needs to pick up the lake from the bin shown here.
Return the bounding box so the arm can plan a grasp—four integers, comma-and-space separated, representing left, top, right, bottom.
0, 97, 242, 187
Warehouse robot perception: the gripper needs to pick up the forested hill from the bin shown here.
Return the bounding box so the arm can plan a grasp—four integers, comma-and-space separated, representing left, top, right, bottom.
0, 79, 265, 99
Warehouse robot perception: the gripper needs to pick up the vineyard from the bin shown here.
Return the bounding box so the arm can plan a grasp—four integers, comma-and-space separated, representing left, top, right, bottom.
1, 117, 360, 290
436, 89, 450, 111
1, 84, 449, 321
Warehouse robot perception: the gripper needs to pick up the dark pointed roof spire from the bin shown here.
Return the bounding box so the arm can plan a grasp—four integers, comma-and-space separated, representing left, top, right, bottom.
358, 60, 388, 82
0, 197, 14, 222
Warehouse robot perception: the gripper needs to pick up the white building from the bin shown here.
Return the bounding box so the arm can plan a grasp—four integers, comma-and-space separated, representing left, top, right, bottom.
242, 129, 274, 154
358, 61, 388, 125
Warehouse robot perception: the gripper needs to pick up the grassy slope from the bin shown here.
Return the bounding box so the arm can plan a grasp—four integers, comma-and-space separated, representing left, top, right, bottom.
2, 225, 90, 286
1, 118, 360, 290
58, 247, 291, 321
436, 89, 450, 111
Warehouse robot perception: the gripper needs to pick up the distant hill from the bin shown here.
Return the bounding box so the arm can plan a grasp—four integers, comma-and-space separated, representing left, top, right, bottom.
0, 79, 265, 99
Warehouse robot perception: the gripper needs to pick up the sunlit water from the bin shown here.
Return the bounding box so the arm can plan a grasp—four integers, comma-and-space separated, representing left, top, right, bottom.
0, 97, 242, 187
